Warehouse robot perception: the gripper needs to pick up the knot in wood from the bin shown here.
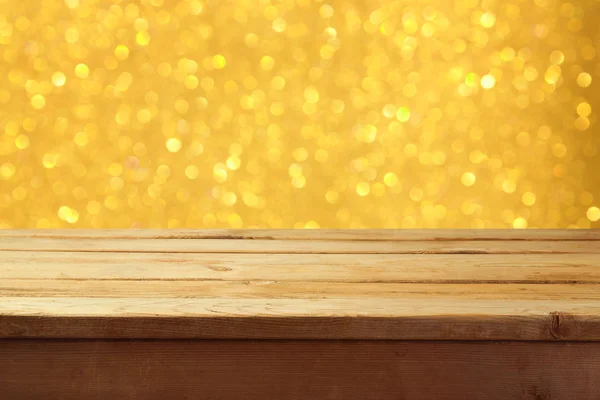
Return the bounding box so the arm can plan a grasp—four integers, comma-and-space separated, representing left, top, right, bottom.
549, 312, 570, 340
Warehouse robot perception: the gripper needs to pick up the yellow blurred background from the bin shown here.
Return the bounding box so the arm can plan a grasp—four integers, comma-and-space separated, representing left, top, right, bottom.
0, 0, 599, 228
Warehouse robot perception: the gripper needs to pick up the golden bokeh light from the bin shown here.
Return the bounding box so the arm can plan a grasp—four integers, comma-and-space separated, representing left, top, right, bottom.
0, 0, 599, 229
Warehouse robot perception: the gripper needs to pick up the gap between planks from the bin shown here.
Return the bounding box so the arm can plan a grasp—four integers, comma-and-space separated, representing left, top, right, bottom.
1, 229, 599, 241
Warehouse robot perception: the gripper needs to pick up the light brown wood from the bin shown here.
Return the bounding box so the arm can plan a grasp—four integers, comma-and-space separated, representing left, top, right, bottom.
2, 252, 599, 282
2, 228, 600, 240
2, 297, 600, 340
1, 237, 599, 253
4, 280, 600, 300
2, 340, 600, 399
1, 229, 600, 340
3, 230, 600, 398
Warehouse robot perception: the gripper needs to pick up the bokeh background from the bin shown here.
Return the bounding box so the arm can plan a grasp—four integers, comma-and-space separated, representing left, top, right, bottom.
0, 0, 599, 228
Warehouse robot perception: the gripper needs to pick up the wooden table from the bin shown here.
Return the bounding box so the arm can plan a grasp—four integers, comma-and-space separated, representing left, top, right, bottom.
1, 229, 600, 399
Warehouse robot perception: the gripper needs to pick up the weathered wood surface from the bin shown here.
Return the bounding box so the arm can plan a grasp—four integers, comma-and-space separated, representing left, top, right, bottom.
1, 229, 600, 340
2, 340, 600, 399
3, 252, 600, 282
1, 236, 599, 254
2, 228, 599, 240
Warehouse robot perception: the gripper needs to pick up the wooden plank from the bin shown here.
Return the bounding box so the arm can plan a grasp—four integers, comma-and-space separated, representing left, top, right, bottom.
2, 297, 600, 340
1, 237, 598, 253
2, 252, 599, 283
3, 280, 600, 300
2, 340, 600, 399
1, 229, 599, 341
2, 228, 599, 240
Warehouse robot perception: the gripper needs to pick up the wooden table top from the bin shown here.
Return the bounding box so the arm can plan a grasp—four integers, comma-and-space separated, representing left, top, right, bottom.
1, 229, 600, 341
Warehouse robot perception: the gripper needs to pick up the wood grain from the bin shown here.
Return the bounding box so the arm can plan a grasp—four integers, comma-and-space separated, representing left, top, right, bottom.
2, 251, 599, 282
2, 297, 600, 340
2, 340, 600, 399
4, 280, 600, 300
1, 237, 598, 253
2, 229, 600, 340
3, 230, 600, 397
2, 228, 599, 240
